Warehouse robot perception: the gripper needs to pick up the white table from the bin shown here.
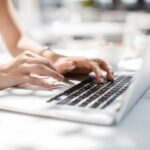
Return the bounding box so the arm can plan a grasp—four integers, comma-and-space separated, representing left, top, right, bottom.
0, 81, 150, 150
0, 48, 149, 150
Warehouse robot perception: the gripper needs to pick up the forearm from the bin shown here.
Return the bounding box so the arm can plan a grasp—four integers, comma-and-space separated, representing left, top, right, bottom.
10, 35, 65, 64
0, 0, 63, 65
9, 34, 43, 55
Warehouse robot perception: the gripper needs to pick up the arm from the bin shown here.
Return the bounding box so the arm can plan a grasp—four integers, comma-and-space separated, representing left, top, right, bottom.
0, 0, 61, 63
0, 0, 114, 83
0, 0, 64, 89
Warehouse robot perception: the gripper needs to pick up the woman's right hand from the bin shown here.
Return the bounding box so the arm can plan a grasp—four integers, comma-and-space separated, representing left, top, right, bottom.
0, 51, 64, 90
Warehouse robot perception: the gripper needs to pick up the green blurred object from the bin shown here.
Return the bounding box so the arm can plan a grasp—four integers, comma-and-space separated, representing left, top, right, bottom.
81, 0, 95, 7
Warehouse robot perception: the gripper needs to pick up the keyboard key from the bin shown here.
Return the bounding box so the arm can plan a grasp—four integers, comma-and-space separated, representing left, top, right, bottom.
101, 84, 131, 109
47, 75, 132, 110
57, 96, 73, 104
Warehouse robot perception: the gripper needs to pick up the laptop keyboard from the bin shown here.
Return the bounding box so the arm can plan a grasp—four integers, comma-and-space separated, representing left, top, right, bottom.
47, 75, 132, 109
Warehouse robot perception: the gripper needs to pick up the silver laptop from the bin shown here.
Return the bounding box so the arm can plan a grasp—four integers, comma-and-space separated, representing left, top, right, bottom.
41, 48, 150, 126
1, 49, 150, 126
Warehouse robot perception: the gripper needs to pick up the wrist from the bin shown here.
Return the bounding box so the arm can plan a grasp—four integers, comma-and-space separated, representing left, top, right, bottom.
40, 47, 65, 65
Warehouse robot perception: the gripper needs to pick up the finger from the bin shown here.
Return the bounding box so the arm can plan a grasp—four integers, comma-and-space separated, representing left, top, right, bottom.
23, 50, 38, 58
21, 64, 64, 81
23, 51, 63, 78
100, 60, 114, 81
89, 61, 104, 83
22, 75, 56, 89
26, 57, 57, 72
92, 59, 114, 81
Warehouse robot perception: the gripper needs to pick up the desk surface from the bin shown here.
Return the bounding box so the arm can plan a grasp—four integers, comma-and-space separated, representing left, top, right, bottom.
0, 84, 150, 150
0, 49, 149, 150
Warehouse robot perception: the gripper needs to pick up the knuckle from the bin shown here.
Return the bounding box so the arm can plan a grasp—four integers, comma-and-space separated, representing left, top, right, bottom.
38, 64, 45, 71
71, 57, 78, 65
93, 61, 98, 65
24, 50, 31, 55
20, 57, 28, 64
70, 59, 76, 66
25, 59, 32, 64
102, 59, 110, 67
18, 64, 24, 70
24, 50, 34, 57
19, 63, 28, 73
50, 70, 57, 76
30, 77, 37, 84
91, 61, 99, 68
43, 60, 50, 67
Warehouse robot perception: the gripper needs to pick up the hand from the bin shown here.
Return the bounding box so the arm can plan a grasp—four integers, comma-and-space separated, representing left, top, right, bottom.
54, 56, 114, 83
0, 51, 64, 90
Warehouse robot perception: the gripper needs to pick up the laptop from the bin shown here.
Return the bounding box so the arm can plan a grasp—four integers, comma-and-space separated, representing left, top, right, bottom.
41, 48, 150, 126
1, 49, 149, 126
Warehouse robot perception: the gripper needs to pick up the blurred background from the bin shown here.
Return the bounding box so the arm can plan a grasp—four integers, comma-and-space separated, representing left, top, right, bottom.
2, 0, 150, 70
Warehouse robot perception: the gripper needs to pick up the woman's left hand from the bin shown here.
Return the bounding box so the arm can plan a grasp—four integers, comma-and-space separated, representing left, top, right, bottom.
53, 56, 114, 83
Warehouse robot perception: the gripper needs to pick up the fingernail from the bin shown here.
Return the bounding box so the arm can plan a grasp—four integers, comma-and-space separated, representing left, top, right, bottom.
108, 77, 112, 82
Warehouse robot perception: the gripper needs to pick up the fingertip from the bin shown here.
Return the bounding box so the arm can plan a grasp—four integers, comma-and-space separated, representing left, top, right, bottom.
100, 78, 104, 83
58, 74, 65, 81
42, 82, 56, 89
96, 77, 104, 84
52, 70, 64, 81
108, 73, 114, 81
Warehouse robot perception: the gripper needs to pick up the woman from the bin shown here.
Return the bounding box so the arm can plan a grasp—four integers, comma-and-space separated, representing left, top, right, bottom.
0, 0, 113, 90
